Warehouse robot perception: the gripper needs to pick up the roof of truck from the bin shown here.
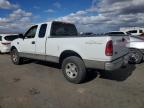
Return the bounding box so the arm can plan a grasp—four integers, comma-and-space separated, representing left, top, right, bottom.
35, 21, 73, 25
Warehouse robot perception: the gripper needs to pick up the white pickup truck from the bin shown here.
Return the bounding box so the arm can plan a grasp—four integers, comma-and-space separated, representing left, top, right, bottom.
10, 21, 129, 83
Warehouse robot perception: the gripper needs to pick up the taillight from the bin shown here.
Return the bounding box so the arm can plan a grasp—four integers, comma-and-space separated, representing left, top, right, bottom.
105, 40, 113, 56
1, 42, 10, 45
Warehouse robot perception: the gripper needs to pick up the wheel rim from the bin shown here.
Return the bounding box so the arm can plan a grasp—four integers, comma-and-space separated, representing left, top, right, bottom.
129, 52, 140, 63
65, 63, 78, 79
12, 50, 18, 62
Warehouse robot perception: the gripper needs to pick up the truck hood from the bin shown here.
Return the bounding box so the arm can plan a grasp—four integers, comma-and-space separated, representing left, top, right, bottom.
11, 38, 22, 46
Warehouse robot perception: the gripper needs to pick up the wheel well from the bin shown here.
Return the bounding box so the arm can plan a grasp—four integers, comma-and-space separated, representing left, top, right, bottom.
130, 48, 142, 53
59, 50, 82, 64
10, 46, 17, 51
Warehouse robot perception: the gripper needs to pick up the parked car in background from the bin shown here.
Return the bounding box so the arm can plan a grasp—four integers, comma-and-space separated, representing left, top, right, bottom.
127, 36, 144, 64
140, 33, 144, 37
0, 34, 19, 53
120, 27, 144, 36
106, 31, 127, 35
10, 21, 129, 83
106, 31, 144, 64
126, 30, 143, 36
105, 31, 130, 42
80, 32, 95, 36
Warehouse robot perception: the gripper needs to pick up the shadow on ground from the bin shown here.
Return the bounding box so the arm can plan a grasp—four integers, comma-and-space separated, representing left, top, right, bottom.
22, 59, 61, 69
35, 60, 61, 69
22, 59, 136, 83
99, 64, 136, 81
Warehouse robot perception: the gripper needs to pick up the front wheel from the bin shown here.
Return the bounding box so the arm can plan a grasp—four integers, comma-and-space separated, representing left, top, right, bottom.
129, 49, 143, 64
62, 56, 86, 84
11, 49, 23, 65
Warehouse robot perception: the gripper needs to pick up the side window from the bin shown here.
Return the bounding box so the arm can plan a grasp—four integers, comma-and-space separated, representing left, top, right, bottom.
51, 23, 65, 36
24, 25, 38, 39
38, 24, 47, 38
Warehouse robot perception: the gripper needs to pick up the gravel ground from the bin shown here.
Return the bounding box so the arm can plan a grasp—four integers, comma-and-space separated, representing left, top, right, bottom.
0, 54, 144, 108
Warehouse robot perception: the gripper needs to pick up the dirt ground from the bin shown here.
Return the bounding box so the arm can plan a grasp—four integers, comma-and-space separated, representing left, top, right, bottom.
0, 54, 144, 108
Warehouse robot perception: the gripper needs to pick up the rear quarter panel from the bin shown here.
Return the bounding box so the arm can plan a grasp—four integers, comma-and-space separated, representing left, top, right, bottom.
46, 36, 112, 62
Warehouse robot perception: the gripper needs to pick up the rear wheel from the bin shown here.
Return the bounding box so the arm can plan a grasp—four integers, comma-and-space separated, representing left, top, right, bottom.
62, 56, 86, 84
11, 49, 23, 65
129, 49, 143, 64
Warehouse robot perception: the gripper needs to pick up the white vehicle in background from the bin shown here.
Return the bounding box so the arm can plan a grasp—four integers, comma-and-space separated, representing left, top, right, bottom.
0, 34, 19, 53
127, 30, 143, 36
106, 31, 144, 64
10, 21, 129, 83
105, 31, 130, 42
120, 27, 144, 36
128, 36, 144, 64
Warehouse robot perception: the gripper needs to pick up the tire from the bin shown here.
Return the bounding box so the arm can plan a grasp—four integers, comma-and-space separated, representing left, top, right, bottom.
62, 56, 86, 84
11, 49, 23, 65
129, 49, 143, 64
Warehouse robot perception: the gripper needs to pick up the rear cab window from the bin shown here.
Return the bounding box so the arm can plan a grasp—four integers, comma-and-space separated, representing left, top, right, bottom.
50, 21, 78, 37
4, 35, 19, 41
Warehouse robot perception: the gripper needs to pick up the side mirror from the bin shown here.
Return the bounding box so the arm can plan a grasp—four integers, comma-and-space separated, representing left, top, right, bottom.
19, 34, 24, 39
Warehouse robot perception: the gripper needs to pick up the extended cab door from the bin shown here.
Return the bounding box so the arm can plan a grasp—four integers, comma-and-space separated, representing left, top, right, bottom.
20, 25, 38, 54
35, 24, 48, 60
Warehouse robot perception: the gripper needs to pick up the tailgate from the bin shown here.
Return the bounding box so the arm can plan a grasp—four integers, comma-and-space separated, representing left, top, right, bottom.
111, 36, 128, 60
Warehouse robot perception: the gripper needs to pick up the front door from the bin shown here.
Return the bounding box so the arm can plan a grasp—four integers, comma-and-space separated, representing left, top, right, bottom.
20, 25, 38, 54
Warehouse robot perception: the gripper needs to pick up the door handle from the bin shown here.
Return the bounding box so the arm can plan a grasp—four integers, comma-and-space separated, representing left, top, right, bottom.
31, 41, 35, 44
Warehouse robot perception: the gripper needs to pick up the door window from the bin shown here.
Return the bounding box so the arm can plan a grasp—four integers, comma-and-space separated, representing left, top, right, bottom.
38, 24, 47, 38
25, 26, 38, 39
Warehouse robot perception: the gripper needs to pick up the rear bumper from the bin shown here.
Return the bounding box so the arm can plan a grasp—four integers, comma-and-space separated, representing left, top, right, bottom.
84, 54, 129, 71
105, 55, 128, 70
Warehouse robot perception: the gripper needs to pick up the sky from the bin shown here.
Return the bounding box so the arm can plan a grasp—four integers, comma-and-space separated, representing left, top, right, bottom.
0, 0, 144, 33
